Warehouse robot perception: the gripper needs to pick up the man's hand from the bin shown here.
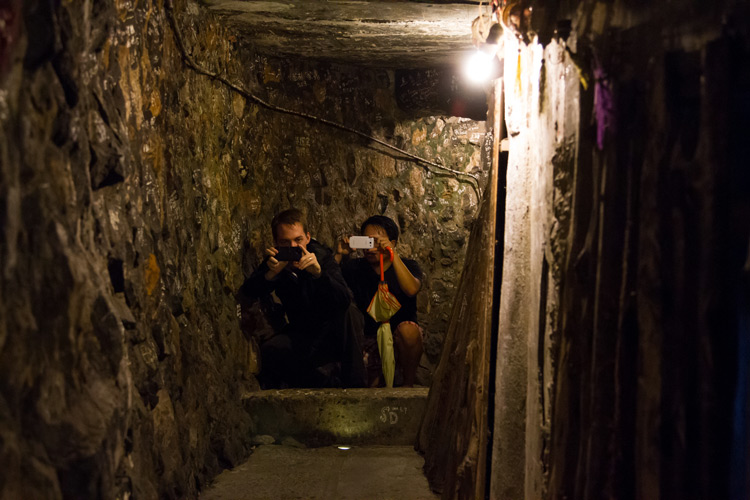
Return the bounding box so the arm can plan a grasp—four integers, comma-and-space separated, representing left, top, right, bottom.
264, 247, 286, 280
295, 247, 322, 277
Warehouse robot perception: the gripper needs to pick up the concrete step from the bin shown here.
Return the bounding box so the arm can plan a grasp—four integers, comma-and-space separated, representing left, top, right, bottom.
201, 444, 439, 500
242, 387, 429, 447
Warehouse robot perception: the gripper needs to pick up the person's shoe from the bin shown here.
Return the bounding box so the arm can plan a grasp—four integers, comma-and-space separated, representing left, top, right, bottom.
313, 362, 341, 387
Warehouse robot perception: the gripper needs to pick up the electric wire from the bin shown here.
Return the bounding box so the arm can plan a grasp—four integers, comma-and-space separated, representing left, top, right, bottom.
163, 0, 482, 197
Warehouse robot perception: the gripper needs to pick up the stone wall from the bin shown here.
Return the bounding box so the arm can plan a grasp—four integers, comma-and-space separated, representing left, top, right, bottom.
490, 0, 750, 499
1, 1, 257, 498
0, 0, 486, 498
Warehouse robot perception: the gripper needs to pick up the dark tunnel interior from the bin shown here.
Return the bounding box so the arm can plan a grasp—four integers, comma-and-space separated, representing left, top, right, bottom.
1, 0, 749, 499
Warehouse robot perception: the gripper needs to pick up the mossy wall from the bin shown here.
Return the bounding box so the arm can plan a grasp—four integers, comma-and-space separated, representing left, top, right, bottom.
0, 1, 487, 498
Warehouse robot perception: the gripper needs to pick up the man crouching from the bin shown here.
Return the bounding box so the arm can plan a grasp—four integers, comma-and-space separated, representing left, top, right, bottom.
240, 208, 366, 388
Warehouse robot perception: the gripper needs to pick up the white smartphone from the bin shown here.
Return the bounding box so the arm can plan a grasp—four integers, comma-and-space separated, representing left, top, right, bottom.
349, 236, 374, 249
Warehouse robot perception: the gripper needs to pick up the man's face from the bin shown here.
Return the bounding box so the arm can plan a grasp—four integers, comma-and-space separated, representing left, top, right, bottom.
275, 222, 311, 251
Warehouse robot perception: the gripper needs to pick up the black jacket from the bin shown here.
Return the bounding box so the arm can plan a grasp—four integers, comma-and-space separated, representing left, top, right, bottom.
240, 240, 352, 333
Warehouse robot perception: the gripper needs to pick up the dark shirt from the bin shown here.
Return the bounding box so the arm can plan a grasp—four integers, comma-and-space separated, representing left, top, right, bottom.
240, 240, 352, 335
342, 257, 423, 337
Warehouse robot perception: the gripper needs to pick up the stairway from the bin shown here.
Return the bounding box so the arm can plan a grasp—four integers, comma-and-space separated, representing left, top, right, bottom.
200, 388, 438, 500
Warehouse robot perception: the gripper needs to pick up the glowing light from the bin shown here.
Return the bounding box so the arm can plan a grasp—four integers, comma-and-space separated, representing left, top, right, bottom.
464, 48, 497, 84
337, 445, 351, 450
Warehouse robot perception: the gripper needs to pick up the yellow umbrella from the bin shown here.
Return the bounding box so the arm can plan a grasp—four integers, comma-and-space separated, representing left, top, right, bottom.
366, 248, 401, 387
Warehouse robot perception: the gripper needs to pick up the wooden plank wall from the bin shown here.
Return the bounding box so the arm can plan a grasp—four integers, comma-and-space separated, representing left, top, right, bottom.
417, 79, 502, 500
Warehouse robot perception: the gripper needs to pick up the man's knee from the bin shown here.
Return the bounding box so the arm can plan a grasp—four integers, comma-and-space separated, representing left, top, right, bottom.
261, 333, 293, 354
345, 302, 364, 326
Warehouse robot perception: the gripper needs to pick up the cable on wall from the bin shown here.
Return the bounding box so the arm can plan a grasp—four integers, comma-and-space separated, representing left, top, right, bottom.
163, 0, 482, 198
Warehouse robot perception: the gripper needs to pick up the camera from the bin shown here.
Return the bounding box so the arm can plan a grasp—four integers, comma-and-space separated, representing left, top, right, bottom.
349, 236, 374, 249
275, 246, 303, 262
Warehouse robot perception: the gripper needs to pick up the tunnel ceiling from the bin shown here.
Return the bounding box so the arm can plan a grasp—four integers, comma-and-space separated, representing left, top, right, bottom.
204, 0, 482, 69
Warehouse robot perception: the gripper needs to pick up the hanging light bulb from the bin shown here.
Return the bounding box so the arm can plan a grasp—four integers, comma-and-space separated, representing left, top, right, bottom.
464, 48, 496, 84
464, 21, 503, 84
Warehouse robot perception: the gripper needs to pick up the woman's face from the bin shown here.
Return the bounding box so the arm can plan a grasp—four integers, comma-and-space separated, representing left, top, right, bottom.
363, 224, 392, 263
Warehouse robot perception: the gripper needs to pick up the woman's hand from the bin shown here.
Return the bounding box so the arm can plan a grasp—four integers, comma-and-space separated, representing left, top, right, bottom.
334, 236, 352, 264
373, 234, 394, 259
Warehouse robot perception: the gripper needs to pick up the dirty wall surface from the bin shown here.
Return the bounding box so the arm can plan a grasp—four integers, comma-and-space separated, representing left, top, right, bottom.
0, 1, 486, 498
490, 1, 750, 499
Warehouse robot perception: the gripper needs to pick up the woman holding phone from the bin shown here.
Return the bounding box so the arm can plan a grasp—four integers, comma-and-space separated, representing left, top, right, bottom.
336, 215, 424, 387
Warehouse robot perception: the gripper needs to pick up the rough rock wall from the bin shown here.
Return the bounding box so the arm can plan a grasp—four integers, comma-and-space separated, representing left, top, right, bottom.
0, 1, 257, 498
0, 1, 486, 498
490, 0, 750, 499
